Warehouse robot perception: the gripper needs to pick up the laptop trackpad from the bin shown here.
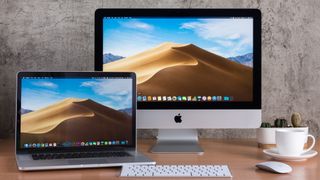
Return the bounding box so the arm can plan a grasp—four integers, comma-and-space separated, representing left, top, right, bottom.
67, 158, 108, 165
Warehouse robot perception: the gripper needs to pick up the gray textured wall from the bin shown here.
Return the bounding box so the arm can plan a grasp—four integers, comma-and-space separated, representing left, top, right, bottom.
1, 0, 320, 139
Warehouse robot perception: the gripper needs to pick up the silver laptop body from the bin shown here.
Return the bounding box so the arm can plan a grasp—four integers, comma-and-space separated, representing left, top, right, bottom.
15, 72, 155, 171
16, 151, 154, 171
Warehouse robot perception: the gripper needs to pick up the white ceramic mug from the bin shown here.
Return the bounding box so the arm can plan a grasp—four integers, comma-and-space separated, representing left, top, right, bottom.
275, 129, 315, 156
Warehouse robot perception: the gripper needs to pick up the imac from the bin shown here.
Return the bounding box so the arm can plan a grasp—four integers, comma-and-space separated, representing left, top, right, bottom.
95, 9, 261, 153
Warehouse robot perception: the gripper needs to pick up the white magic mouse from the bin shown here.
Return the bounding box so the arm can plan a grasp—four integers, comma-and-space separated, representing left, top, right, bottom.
256, 161, 292, 174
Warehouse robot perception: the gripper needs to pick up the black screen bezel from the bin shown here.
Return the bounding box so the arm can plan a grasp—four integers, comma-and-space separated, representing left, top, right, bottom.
95, 8, 261, 110
16, 71, 136, 153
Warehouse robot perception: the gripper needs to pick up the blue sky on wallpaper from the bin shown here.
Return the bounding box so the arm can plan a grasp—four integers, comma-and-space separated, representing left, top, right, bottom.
103, 17, 253, 58
21, 78, 132, 111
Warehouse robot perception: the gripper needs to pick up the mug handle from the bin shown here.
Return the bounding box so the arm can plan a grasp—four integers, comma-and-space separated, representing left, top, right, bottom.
303, 134, 316, 154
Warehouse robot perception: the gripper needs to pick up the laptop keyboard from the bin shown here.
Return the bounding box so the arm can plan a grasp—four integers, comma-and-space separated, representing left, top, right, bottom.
31, 151, 131, 160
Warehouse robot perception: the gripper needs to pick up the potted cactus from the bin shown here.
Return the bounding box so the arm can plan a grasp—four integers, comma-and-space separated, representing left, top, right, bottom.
257, 112, 308, 148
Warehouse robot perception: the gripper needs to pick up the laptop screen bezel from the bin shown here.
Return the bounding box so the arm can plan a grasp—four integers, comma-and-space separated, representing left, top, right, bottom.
16, 72, 136, 153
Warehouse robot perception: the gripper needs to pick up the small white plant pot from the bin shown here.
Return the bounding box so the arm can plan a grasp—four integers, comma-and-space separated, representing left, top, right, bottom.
257, 127, 308, 148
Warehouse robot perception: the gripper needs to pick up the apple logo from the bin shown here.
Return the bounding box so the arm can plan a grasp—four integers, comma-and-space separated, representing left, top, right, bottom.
174, 113, 182, 123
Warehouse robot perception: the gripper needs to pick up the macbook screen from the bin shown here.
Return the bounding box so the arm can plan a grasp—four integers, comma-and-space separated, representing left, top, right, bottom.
20, 77, 133, 149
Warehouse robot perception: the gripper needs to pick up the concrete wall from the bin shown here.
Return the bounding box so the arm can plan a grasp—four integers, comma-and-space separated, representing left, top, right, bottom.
1, 0, 320, 138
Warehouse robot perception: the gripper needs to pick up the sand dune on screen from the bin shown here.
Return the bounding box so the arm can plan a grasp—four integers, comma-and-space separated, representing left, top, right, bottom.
103, 42, 253, 101
21, 98, 94, 134
21, 98, 132, 143
104, 42, 198, 84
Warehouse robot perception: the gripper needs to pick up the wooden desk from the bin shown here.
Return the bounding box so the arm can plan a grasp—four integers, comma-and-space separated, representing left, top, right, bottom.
0, 138, 319, 180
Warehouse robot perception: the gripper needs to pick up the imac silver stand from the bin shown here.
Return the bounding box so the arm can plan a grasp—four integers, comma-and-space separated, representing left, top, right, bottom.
150, 129, 204, 154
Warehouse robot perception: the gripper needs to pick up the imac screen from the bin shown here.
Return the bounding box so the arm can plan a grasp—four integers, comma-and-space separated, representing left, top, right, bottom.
102, 17, 253, 102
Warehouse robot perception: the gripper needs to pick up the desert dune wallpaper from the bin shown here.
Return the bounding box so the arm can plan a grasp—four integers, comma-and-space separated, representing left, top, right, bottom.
103, 18, 253, 101
20, 78, 133, 148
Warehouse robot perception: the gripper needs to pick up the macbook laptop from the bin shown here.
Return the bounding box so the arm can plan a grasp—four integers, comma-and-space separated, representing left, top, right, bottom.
15, 72, 155, 171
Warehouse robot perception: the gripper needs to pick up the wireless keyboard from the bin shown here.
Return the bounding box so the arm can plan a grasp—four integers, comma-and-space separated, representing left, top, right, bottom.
120, 164, 232, 177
